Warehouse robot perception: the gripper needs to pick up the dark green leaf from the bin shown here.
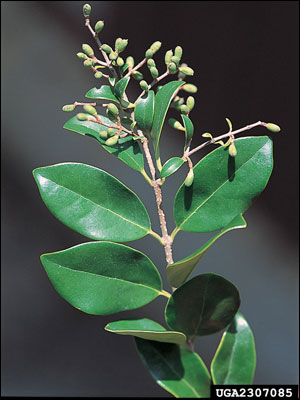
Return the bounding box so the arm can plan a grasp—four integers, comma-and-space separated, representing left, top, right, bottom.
40, 242, 162, 315
165, 273, 240, 336
105, 318, 186, 346
174, 136, 273, 232
151, 81, 185, 161
33, 163, 151, 241
211, 312, 256, 384
134, 90, 155, 136
167, 215, 246, 288
181, 114, 194, 150
64, 115, 144, 171
135, 338, 211, 398
114, 77, 130, 100
85, 85, 119, 102
160, 157, 185, 179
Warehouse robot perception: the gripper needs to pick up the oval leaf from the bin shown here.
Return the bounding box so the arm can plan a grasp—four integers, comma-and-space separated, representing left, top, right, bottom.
174, 136, 273, 232
85, 85, 119, 102
135, 338, 211, 398
63, 115, 144, 171
33, 163, 151, 242
40, 242, 162, 315
105, 318, 186, 346
151, 81, 185, 160
160, 157, 185, 179
167, 215, 246, 288
181, 114, 194, 150
114, 76, 130, 100
211, 312, 256, 384
165, 273, 240, 336
134, 90, 155, 136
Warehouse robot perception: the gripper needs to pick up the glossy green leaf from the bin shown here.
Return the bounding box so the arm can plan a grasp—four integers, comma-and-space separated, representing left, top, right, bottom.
167, 215, 246, 288
64, 115, 144, 171
181, 114, 194, 150
40, 241, 162, 315
85, 85, 119, 102
165, 273, 240, 336
151, 81, 185, 160
105, 318, 187, 346
211, 312, 256, 384
33, 163, 151, 241
174, 136, 273, 232
134, 90, 155, 136
160, 157, 185, 179
135, 338, 211, 398
114, 76, 130, 100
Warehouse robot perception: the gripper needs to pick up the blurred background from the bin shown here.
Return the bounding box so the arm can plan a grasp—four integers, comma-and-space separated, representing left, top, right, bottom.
1, 1, 299, 396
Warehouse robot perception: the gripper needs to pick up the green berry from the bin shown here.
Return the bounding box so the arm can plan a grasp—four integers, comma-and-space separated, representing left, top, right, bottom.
150, 41, 162, 53
107, 128, 116, 137
168, 62, 177, 74
180, 105, 190, 115
83, 105, 97, 115
168, 118, 185, 131
187, 96, 195, 110
107, 103, 119, 115
62, 104, 75, 112
83, 4, 91, 18
109, 51, 118, 60
150, 67, 159, 79
105, 135, 119, 146
101, 44, 113, 54
266, 123, 281, 133
179, 66, 194, 76
76, 113, 88, 121
184, 169, 194, 187
139, 80, 149, 91
115, 38, 128, 53
147, 58, 155, 67
77, 52, 88, 60
126, 56, 135, 68
174, 46, 183, 60
95, 20, 104, 34
83, 58, 94, 68
145, 49, 154, 59
228, 143, 237, 157
106, 109, 118, 122
170, 56, 180, 65
99, 130, 108, 139
94, 71, 103, 79
117, 57, 124, 67
82, 44, 94, 57
132, 71, 143, 81
165, 50, 173, 64
182, 83, 198, 93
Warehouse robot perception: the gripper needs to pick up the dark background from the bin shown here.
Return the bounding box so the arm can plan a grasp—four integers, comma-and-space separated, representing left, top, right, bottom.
1, 1, 299, 396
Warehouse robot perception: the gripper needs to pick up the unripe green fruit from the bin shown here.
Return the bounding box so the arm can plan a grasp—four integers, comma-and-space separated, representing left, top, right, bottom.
266, 123, 281, 133
106, 110, 118, 122
115, 38, 128, 53
83, 4, 91, 17
174, 46, 183, 60
150, 41, 162, 53
139, 80, 149, 91
179, 66, 194, 76
107, 128, 116, 137
168, 62, 177, 74
109, 51, 118, 60
145, 49, 154, 59
165, 50, 173, 64
132, 71, 143, 81
99, 130, 108, 139
168, 118, 185, 131
83, 58, 94, 68
82, 44, 94, 57
62, 104, 75, 112
187, 96, 195, 110
180, 105, 190, 115
107, 103, 119, 115
182, 83, 198, 93
105, 135, 119, 146
77, 52, 88, 60
184, 169, 194, 187
150, 67, 159, 78
147, 58, 156, 67
101, 44, 113, 54
228, 143, 237, 157
94, 71, 103, 79
76, 113, 88, 121
95, 20, 104, 33
126, 56, 135, 68
117, 57, 124, 67
170, 56, 180, 65
83, 105, 97, 115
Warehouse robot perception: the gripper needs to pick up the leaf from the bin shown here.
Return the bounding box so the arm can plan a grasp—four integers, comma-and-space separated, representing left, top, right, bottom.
165, 273, 240, 336
202, 132, 213, 138
134, 338, 211, 398
134, 90, 155, 136
160, 157, 185, 179
211, 312, 256, 384
40, 241, 162, 315
63, 115, 144, 171
226, 117, 233, 132
108, 77, 116, 87
151, 81, 185, 160
33, 162, 151, 242
85, 85, 119, 103
114, 76, 130, 100
167, 215, 246, 288
174, 136, 273, 233
105, 318, 186, 346
181, 114, 194, 150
